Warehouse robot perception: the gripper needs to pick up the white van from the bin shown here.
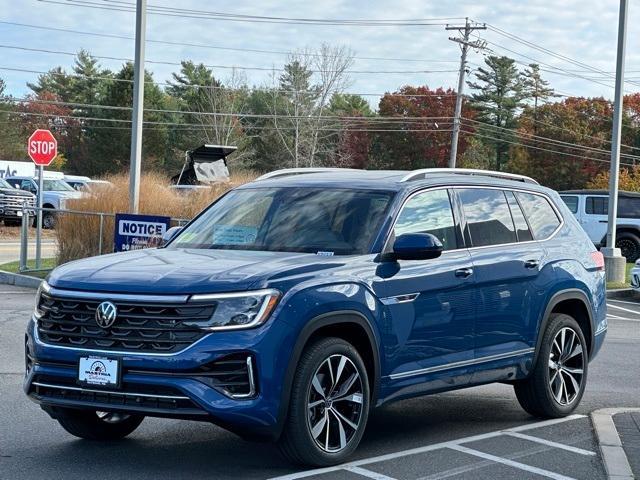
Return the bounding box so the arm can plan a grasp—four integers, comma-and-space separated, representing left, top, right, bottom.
560, 189, 640, 261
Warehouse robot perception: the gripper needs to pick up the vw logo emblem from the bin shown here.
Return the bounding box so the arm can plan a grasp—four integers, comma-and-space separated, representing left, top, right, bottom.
95, 301, 118, 328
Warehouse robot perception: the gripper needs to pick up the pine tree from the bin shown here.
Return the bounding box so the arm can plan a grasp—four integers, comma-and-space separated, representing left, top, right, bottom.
521, 63, 557, 133
468, 55, 524, 170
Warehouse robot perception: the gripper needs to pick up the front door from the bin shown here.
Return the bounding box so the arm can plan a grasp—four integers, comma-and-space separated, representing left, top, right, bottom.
379, 188, 476, 388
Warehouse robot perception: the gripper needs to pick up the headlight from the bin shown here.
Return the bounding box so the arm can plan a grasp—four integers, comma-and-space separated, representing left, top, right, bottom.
34, 281, 50, 319
189, 289, 280, 331
58, 198, 66, 209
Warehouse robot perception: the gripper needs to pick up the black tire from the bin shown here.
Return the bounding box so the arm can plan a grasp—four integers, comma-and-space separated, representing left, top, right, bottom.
42, 212, 56, 229
514, 313, 588, 418
54, 408, 144, 441
278, 337, 370, 467
616, 231, 640, 262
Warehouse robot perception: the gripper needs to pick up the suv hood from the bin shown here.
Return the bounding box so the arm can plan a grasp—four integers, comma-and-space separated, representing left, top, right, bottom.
46, 190, 83, 199
48, 247, 352, 295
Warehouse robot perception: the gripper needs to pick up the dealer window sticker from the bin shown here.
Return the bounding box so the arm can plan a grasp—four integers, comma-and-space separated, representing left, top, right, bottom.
212, 225, 258, 245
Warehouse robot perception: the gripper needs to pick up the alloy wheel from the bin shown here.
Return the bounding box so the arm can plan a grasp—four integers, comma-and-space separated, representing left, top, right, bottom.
306, 354, 364, 453
548, 327, 584, 406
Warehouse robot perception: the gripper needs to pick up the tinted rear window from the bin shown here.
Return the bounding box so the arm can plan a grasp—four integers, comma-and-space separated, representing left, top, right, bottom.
586, 196, 608, 215
458, 188, 516, 247
515, 192, 561, 240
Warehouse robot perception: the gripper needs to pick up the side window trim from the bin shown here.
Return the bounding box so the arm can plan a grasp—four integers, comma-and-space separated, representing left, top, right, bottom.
510, 190, 535, 242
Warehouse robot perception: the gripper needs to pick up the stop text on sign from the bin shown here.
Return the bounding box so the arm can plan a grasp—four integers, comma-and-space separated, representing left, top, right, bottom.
29, 140, 57, 156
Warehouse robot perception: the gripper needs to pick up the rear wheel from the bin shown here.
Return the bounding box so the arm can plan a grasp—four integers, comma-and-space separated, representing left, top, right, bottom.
616, 232, 640, 262
53, 408, 144, 440
514, 313, 588, 418
278, 337, 370, 466
42, 211, 56, 229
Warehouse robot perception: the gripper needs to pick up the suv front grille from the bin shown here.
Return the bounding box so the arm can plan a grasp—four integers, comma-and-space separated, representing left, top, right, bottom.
37, 292, 215, 353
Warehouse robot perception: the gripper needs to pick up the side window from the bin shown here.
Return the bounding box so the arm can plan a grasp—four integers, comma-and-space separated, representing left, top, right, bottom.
394, 189, 457, 250
458, 188, 516, 247
506, 192, 533, 242
586, 196, 608, 215
515, 192, 561, 239
560, 195, 578, 214
20, 180, 34, 191
617, 196, 640, 218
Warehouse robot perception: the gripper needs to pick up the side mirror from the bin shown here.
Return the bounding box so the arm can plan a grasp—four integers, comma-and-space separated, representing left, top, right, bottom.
160, 226, 183, 247
386, 233, 443, 261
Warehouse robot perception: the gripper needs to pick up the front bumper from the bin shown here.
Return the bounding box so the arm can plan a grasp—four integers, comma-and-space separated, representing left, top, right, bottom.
24, 316, 295, 440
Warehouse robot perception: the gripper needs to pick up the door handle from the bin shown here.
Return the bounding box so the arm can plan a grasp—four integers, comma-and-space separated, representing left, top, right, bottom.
455, 267, 473, 278
524, 259, 539, 269
598, 220, 608, 223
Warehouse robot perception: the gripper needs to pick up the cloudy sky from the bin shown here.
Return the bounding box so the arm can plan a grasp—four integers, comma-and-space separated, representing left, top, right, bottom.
0, 0, 638, 106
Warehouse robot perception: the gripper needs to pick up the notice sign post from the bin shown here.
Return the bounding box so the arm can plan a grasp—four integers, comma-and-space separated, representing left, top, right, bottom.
114, 213, 171, 252
27, 129, 57, 269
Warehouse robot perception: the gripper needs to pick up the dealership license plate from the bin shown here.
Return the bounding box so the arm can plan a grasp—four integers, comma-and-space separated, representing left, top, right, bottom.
78, 357, 120, 386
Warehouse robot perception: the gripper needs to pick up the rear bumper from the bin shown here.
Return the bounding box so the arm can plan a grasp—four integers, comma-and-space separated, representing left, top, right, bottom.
24, 316, 294, 440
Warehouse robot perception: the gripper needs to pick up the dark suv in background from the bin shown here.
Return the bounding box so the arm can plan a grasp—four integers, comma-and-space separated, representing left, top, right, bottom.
25, 168, 606, 466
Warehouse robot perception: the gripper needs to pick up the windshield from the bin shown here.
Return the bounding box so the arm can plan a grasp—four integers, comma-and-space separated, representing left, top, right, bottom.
170, 187, 394, 255
43, 179, 75, 192
0, 179, 11, 189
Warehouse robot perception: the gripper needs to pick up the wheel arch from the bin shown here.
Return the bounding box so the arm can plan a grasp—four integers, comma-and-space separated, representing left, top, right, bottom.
534, 289, 594, 366
275, 310, 380, 440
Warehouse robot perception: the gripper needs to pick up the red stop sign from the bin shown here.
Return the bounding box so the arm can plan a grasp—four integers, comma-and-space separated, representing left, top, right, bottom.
28, 129, 58, 166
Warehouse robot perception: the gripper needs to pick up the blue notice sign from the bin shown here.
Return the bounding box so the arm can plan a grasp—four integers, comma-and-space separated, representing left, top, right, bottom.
114, 213, 171, 252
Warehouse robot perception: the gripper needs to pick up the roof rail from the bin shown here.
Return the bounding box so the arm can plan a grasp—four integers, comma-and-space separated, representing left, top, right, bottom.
400, 168, 539, 185
255, 167, 362, 181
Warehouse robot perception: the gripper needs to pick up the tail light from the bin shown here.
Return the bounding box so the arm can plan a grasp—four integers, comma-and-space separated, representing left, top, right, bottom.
590, 251, 605, 271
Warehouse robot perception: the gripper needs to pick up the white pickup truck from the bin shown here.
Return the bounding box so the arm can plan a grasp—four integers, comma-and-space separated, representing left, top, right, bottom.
560, 189, 640, 262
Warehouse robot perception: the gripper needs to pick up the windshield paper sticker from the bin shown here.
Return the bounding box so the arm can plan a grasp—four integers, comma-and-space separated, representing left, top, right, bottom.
316, 251, 334, 256
212, 225, 258, 245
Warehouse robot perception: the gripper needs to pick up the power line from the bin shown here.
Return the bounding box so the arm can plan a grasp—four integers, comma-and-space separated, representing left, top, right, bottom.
461, 128, 634, 166
0, 44, 459, 75
0, 65, 460, 98
37, 1, 463, 26
0, 20, 459, 65
460, 118, 640, 161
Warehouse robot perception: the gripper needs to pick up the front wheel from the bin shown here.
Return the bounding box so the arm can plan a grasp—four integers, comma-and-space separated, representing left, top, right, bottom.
53, 408, 144, 440
514, 313, 588, 418
278, 337, 370, 466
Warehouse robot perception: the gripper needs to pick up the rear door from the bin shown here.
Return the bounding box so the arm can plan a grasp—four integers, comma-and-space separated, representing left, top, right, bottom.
581, 195, 608, 246
456, 187, 544, 361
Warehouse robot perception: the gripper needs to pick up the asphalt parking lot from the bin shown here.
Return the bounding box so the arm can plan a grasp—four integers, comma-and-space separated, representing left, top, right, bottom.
1, 286, 639, 480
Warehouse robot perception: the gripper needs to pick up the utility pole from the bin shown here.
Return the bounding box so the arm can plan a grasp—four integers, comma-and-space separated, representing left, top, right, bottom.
129, 0, 147, 213
603, 0, 629, 283
446, 18, 486, 168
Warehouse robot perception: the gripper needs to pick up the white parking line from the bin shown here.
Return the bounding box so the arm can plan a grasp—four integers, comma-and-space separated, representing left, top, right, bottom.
607, 299, 640, 306
447, 445, 575, 480
606, 303, 640, 315
344, 466, 398, 480
503, 432, 595, 456
607, 314, 640, 322
267, 415, 586, 480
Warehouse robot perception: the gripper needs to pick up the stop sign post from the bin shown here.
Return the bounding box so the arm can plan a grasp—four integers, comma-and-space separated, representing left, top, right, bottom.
27, 129, 58, 270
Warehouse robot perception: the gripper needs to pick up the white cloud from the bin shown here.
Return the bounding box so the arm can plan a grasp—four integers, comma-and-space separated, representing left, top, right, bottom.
0, 0, 637, 103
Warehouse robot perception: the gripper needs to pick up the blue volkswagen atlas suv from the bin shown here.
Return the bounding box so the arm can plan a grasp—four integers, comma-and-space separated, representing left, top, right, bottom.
25, 168, 607, 466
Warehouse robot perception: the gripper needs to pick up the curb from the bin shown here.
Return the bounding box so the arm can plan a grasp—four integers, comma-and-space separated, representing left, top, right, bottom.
0, 270, 42, 289
591, 408, 640, 479
606, 289, 637, 300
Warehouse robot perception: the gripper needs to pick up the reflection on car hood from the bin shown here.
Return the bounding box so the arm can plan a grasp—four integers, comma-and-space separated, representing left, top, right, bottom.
0, 188, 34, 197
48, 247, 353, 295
